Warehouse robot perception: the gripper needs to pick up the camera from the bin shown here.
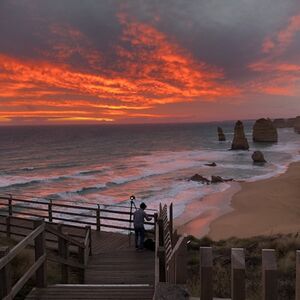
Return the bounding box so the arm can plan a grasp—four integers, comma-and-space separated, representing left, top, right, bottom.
130, 195, 135, 201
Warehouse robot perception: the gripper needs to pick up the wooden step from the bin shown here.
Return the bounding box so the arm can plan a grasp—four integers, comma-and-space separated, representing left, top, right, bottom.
85, 251, 155, 285
26, 284, 154, 300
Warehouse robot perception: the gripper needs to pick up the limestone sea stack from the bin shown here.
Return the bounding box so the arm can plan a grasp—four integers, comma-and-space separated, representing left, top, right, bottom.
217, 127, 226, 141
252, 151, 266, 163
253, 118, 278, 142
231, 120, 249, 150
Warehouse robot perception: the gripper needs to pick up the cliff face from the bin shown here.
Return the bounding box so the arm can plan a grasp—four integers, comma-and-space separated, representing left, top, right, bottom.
294, 117, 300, 134
273, 118, 287, 128
253, 118, 278, 142
217, 127, 226, 141
231, 120, 249, 150
272, 117, 298, 128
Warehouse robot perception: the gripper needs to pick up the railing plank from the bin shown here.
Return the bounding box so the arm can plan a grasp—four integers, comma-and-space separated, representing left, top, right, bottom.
58, 225, 69, 284
200, 247, 213, 300
34, 219, 47, 288
0, 247, 11, 299
231, 248, 245, 300
262, 249, 277, 300
296, 250, 300, 300
45, 224, 84, 248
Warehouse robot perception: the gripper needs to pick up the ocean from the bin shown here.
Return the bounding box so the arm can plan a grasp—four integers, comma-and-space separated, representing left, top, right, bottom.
0, 121, 299, 230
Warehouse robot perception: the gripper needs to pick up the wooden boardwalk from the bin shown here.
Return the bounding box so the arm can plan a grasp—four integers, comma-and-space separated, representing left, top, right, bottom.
0, 216, 155, 299
24, 227, 155, 299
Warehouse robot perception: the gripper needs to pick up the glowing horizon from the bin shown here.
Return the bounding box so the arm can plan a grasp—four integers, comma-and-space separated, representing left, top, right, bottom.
0, 1, 299, 125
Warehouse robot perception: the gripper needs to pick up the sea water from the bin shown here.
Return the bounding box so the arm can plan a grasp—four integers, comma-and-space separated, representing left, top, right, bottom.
0, 121, 299, 229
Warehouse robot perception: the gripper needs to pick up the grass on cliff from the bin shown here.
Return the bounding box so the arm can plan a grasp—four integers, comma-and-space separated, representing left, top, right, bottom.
187, 233, 300, 300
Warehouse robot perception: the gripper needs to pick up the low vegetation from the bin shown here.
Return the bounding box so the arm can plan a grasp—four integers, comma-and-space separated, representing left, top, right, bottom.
187, 233, 300, 300
0, 237, 80, 300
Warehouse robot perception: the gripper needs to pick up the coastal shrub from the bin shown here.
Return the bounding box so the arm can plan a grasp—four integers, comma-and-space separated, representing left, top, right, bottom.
0, 237, 81, 299
187, 234, 299, 300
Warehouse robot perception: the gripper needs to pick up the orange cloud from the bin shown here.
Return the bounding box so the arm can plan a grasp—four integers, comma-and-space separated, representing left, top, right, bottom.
0, 13, 239, 124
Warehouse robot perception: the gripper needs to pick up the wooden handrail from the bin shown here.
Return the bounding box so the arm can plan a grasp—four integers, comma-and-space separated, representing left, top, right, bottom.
0, 220, 47, 299
45, 223, 85, 248
0, 195, 156, 232
3, 254, 46, 300
0, 223, 45, 269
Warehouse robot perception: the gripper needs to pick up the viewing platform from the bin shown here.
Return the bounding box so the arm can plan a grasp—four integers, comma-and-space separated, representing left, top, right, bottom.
0, 195, 185, 300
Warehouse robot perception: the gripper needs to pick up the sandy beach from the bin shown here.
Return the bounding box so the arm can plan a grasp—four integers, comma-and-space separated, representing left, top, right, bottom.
178, 161, 300, 240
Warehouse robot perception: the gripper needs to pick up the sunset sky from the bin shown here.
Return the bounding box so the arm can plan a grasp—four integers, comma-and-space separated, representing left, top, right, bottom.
0, 0, 300, 125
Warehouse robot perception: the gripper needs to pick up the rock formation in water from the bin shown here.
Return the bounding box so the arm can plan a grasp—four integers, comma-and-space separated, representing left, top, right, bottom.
252, 151, 266, 163
217, 127, 226, 141
205, 162, 217, 167
211, 175, 233, 183
253, 118, 278, 142
190, 174, 210, 184
190, 174, 233, 184
231, 120, 249, 150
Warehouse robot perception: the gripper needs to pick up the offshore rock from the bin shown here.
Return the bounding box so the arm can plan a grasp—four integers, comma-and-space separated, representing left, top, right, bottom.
253, 118, 278, 142
190, 174, 210, 184
205, 162, 217, 167
231, 120, 249, 150
252, 151, 267, 163
211, 175, 233, 183
217, 127, 226, 141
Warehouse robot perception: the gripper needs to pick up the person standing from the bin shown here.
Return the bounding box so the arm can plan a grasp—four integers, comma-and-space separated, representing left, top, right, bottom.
133, 202, 152, 250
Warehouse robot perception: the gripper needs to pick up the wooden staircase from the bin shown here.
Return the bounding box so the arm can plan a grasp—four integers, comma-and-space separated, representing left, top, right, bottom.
26, 240, 155, 299
85, 250, 155, 284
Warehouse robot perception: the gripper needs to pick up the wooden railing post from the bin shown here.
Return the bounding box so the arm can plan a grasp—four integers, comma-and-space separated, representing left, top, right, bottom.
157, 217, 166, 282
34, 219, 47, 288
175, 236, 187, 284
96, 204, 101, 231
296, 250, 300, 300
58, 224, 69, 283
262, 249, 277, 300
79, 246, 85, 283
6, 216, 11, 238
231, 248, 245, 300
48, 199, 53, 223
169, 203, 173, 246
88, 226, 92, 256
8, 194, 13, 216
158, 217, 164, 247
200, 247, 213, 300
0, 247, 11, 299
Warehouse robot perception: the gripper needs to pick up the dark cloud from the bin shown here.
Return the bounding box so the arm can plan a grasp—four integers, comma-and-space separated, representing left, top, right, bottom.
0, 0, 299, 124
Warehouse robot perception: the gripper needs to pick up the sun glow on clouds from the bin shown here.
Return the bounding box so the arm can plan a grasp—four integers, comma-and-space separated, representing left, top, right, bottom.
0, 12, 239, 124
248, 13, 300, 97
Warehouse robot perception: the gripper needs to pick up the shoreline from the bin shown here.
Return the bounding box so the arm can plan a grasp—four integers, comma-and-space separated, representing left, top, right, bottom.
177, 161, 300, 240
175, 182, 241, 237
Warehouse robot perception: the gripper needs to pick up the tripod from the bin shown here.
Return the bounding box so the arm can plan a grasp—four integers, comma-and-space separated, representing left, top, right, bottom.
128, 196, 137, 246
